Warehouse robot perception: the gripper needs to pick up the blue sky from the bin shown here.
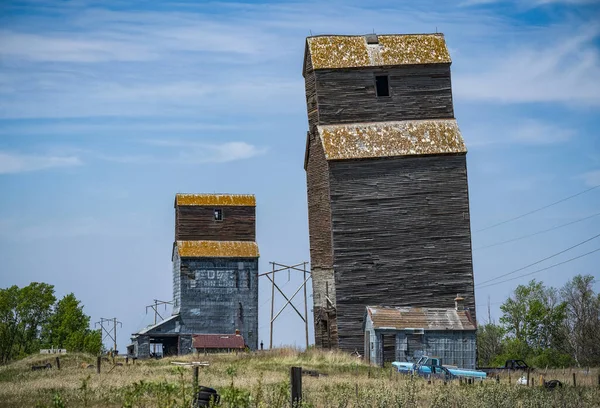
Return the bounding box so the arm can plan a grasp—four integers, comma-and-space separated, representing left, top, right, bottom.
1, 0, 599, 351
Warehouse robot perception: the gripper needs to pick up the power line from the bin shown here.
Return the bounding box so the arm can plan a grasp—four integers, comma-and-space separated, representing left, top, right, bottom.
475, 232, 600, 287
474, 211, 600, 251
477, 247, 600, 290
475, 184, 600, 233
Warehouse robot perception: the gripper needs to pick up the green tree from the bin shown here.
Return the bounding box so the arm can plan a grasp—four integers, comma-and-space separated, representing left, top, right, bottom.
560, 274, 600, 367
0, 282, 55, 362
476, 323, 505, 366
16, 283, 56, 357
500, 280, 567, 349
41, 293, 102, 354
499, 280, 571, 366
0, 286, 20, 363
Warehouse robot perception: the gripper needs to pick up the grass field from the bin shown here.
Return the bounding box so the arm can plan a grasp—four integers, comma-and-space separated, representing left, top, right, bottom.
1, 349, 599, 407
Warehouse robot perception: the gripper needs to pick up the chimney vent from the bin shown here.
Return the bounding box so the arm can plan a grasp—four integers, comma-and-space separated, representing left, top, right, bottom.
235, 329, 241, 335
365, 34, 379, 44
454, 294, 465, 311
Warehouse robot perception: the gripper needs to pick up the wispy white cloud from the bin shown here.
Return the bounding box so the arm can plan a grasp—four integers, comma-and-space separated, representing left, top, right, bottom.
0, 150, 82, 174
462, 119, 576, 147
0, 216, 139, 241
461, 0, 598, 6
579, 170, 600, 187
454, 29, 600, 106
99, 140, 267, 164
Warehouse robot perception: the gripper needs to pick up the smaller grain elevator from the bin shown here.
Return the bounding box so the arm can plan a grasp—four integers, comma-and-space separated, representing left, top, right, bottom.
172, 194, 259, 350
130, 194, 259, 357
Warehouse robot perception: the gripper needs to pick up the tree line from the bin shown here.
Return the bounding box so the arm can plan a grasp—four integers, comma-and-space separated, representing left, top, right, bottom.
477, 274, 600, 368
0, 282, 102, 363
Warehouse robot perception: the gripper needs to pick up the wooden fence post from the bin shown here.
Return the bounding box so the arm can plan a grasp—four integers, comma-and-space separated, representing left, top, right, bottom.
193, 366, 199, 395
527, 368, 530, 387
97, 356, 101, 374
291, 366, 302, 407
55, 357, 60, 370
573, 372, 577, 388
496, 375, 500, 384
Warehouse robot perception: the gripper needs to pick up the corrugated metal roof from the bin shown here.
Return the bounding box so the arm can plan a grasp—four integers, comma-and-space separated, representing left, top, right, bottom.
135, 314, 180, 335
175, 194, 256, 207
176, 240, 259, 258
366, 306, 476, 331
192, 334, 245, 349
306, 34, 451, 71
317, 119, 466, 161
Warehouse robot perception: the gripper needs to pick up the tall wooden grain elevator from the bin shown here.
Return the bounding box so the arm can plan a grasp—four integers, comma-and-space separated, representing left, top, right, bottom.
303, 34, 476, 353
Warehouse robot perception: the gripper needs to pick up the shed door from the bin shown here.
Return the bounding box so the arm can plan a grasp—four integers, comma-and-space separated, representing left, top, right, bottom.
407, 334, 424, 360
382, 334, 396, 364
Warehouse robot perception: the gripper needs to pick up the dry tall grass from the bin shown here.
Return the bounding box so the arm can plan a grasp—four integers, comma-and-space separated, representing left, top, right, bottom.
0, 349, 598, 407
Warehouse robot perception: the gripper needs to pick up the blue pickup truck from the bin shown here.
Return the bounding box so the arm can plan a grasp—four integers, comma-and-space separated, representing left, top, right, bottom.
392, 356, 487, 380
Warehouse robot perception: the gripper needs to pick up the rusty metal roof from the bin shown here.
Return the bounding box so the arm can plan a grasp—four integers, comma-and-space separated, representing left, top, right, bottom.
176, 241, 259, 258
317, 119, 466, 161
305, 34, 451, 72
175, 194, 256, 207
192, 334, 246, 349
366, 306, 476, 331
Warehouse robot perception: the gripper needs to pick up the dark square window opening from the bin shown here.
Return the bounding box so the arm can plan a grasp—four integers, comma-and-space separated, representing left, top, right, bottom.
375, 75, 390, 97
214, 208, 223, 221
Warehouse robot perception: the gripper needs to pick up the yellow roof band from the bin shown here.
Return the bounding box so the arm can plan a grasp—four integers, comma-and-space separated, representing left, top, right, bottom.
307, 34, 451, 70
175, 194, 256, 207
318, 119, 466, 160
176, 241, 259, 258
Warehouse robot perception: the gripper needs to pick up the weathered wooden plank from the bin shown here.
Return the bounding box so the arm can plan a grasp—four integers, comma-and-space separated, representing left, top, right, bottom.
315, 65, 454, 125
175, 206, 255, 242
328, 155, 476, 353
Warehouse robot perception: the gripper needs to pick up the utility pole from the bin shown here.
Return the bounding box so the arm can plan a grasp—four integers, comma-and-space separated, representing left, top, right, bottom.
95, 317, 122, 353
487, 295, 491, 324
144, 299, 172, 355
259, 261, 311, 350
145, 299, 172, 325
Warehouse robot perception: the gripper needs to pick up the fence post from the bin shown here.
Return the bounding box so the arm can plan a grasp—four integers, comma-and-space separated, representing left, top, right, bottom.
527, 368, 530, 387
193, 366, 199, 395
55, 357, 60, 370
496, 375, 500, 384
291, 366, 302, 407
97, 356, 101, 374
573, 372, 577, 388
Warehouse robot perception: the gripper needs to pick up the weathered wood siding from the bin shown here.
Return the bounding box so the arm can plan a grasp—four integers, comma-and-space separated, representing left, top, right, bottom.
328, 155, 476, 353
175, 205, 256, 242
305, 59, 339, 348
314, 64, 453, 125
176, 257, 259, 350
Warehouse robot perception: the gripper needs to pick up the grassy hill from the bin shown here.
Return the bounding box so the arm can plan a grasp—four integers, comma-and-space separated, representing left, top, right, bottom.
1, 348, 599, 407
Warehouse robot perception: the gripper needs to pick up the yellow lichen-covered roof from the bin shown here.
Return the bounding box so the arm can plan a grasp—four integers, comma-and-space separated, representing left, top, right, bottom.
306, 34, 451, 71
176, 241, 259, 258
317, 119, 466, 161
175, 194, 256, 207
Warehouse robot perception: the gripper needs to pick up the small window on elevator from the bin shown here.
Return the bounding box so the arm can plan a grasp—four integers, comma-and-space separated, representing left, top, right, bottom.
214, 208, 223, 221
375, 75, 390, 97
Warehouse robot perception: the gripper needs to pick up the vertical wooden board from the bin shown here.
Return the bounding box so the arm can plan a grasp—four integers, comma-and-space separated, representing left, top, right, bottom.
328, 155, 476, 353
